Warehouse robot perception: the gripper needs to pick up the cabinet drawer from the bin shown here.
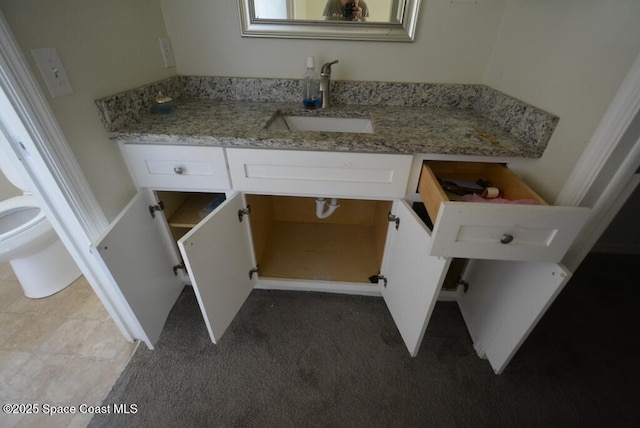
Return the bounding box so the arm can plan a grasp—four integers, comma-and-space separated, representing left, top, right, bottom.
226, 148, 412, 198
122, 144, 230, 191
419, 161, 590, 262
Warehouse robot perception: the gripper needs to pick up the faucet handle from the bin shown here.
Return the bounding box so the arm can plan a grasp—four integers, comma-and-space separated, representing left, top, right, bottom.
321, 60, 339, 75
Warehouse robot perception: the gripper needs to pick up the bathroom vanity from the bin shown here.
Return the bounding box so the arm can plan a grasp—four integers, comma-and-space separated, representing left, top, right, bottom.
93, 77, 590, 373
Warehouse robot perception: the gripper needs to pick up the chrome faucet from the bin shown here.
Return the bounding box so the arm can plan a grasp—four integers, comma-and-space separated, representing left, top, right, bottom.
320, 60, 339, 108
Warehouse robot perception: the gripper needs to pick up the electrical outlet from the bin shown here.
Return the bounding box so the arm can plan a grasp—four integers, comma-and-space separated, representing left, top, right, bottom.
158, 37, 175, 68
31, 48, 74, 98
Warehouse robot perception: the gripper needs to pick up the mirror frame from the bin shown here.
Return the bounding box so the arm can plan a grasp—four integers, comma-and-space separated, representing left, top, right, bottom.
238, 0, 421, 42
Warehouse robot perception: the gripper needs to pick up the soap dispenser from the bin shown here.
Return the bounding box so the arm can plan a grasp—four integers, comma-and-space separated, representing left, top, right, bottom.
302, 56, 321, 109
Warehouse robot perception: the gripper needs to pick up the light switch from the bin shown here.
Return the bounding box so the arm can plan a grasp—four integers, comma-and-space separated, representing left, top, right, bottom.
31, 48, 74, 98
158, 37, 175, 68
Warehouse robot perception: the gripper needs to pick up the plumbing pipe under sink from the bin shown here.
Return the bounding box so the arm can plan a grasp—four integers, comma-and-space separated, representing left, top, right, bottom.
316, 197, 340, 219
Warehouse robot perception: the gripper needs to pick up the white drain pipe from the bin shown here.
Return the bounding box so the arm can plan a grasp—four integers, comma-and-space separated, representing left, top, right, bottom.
316, 197, 340, 219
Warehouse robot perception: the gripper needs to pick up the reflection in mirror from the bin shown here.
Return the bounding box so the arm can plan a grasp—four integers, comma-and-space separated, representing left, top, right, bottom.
253, 0, 405, 23
239, 0, 421, 42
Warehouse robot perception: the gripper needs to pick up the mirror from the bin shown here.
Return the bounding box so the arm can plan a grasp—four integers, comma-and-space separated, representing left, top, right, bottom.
239, 0, 421, 42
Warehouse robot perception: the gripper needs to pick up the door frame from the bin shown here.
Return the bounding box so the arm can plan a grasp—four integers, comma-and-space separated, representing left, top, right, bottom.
556, 52, 640, 271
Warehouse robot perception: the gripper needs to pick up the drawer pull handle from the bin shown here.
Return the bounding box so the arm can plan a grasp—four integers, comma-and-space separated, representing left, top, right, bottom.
173, 167, 183, 175
500, 234, 514, 244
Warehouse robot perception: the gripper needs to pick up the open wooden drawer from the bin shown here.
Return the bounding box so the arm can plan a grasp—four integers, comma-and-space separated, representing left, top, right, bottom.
418, 161, 590, 262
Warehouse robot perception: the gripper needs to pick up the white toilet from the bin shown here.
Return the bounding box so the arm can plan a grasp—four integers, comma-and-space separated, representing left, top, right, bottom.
0, 152, 81, 298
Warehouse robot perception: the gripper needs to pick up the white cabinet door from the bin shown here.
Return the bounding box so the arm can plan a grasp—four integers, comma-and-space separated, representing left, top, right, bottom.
177, 192, 255, 343
92, 190, 184, 348
380, 200, 451, 356
458, 259, 571, 374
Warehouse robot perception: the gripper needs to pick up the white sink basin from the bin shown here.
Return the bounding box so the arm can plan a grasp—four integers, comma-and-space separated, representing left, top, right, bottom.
268, 114, 374, 134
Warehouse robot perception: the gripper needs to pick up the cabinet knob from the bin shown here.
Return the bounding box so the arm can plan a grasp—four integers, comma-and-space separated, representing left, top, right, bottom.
173, 166, 183, 175
500, 234, 514, 244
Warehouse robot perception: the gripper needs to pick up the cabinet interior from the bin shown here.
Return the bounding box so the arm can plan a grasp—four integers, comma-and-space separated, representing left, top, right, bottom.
156, 190, 467, 292
157, 191, 226, 242
157, 191, 392, 284
246, 195, 392, 283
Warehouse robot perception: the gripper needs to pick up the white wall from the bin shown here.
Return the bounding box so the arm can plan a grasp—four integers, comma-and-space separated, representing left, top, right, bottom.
0, 0, 176, 220
483, 0, 640, 201
160, 0, 507, 83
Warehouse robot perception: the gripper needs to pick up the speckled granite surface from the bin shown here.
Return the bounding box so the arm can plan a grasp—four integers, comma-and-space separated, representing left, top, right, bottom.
95, 77, 183, 133
95, 76, 558, 158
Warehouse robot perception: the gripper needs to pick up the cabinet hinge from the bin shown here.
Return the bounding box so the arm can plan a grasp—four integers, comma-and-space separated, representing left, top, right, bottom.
249, 266, 259, 279
388, 213, 400, 230
173, 264, 187, 276
238, 205, 251, 222
457, 279, 469, 293
377, 275, 388, 288
149, 201, 165, 218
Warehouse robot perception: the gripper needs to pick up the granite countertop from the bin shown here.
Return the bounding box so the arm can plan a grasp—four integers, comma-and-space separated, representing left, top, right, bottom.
108, 98, 544, 158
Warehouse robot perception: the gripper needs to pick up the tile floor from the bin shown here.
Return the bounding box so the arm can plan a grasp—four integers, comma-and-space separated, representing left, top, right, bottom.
0, 262, 136, 428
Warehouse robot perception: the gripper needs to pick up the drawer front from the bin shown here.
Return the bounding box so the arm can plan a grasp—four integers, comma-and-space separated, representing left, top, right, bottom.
122, 144, 230, 191
429, 202, 589, 262
226, 148, 412, 198
419, 161, 590, 262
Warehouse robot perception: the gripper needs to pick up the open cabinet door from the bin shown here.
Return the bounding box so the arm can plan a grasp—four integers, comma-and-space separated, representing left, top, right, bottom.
381, 200, 451, 356
178, 192, 255, 344
92, 190, 184, 348
458, 259, 571, 374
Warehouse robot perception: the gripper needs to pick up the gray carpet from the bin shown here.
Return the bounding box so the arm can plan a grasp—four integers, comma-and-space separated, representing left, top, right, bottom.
89, 253, 640, 427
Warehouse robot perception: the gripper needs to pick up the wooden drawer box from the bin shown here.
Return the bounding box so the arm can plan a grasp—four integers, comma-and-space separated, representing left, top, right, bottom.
419, 161, 590, 262
121, 144, 230, 191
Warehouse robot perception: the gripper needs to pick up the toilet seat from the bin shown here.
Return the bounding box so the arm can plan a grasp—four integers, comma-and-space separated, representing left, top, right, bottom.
0, 195, 56, 260
0, 195, 46, 237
